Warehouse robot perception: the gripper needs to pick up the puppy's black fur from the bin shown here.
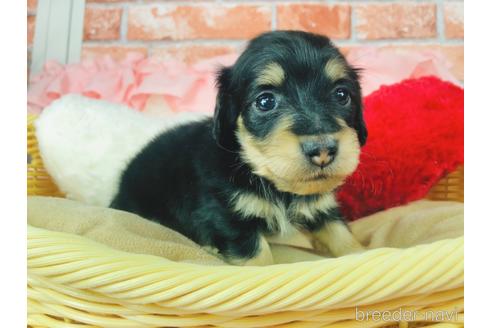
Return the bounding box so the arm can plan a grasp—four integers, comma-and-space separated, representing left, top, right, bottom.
111, 31, 367, 263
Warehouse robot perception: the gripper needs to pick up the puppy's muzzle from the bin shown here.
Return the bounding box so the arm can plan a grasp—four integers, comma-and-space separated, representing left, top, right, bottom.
301, 138, 338, 168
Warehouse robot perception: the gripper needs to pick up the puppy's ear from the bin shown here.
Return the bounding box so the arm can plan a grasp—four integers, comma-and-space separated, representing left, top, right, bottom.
354, 105, 368, 146
351, 68, 368, 146
213, 67, 239, 150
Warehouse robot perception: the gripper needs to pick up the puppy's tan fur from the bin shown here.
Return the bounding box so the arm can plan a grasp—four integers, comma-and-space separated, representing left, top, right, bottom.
230, 189, 362, 258
256, 62, 286, 87
230, 191, 293, 236
289, 193, 338, 221
236, 116, 360, 195
324, 58, 348, 81
230, 191, 338, 236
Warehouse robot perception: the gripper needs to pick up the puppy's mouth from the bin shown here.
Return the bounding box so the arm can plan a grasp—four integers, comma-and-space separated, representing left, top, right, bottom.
277, 166, 343, 183
301, 168, 347, 182
303, 172, 329, 181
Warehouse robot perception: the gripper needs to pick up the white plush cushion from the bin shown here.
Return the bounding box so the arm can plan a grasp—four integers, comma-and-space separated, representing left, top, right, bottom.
36, 94, 206, 206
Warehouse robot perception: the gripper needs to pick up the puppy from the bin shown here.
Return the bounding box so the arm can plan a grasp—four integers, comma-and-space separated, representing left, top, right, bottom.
111, 31, 367, 265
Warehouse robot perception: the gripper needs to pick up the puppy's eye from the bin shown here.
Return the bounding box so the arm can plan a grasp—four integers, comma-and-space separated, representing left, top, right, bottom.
255, 92, 277, 111
334, 87, 351, 106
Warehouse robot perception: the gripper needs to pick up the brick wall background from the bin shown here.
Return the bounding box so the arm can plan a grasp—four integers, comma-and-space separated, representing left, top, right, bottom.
27, 0, 464, 80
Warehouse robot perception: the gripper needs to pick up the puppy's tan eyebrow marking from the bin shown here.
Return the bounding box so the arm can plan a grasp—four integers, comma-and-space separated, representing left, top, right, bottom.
256, 62, 285, 86
324, 58, 348, 81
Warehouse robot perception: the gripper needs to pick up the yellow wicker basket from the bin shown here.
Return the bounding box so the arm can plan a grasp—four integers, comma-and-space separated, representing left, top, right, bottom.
27, 115, 464, 328
27, 115, 64, 198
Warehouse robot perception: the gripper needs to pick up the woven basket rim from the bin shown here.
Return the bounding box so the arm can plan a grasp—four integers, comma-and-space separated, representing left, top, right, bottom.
28, 224, 463, 313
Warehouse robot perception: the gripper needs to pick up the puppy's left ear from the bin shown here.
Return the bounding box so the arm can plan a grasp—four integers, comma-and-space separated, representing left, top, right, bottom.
351, 69, 368, 146
213, 67, 240, 150
354, 105, 368, 146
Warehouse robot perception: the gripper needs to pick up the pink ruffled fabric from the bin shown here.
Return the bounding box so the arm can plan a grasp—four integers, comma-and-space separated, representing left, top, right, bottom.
27, 48, 461, 114
28, 53, 238, 114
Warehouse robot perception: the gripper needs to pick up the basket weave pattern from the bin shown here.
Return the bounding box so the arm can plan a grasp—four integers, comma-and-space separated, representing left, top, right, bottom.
27, 117, 464, 328
28, 115, 64, 198
427, 166, 464, 203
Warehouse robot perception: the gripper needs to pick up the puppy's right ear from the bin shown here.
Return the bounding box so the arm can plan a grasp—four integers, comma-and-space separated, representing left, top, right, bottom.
213, 67, 239, 150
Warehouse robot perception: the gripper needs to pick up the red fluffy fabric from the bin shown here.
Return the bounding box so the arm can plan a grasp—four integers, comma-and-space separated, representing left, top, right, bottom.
337, 77, 464, 220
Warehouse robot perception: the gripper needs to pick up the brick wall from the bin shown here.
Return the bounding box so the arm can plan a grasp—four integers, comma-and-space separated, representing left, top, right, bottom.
28, 0, 464, 80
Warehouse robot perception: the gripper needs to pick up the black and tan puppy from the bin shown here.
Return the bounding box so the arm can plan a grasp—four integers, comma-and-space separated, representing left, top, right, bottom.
111, 31, 367, 265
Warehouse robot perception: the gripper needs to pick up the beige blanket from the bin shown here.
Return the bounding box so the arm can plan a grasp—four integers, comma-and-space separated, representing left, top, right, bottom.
27, 196, 463, 265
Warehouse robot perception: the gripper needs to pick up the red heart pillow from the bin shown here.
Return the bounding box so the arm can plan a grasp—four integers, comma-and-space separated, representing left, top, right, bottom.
338, 76, 464, 220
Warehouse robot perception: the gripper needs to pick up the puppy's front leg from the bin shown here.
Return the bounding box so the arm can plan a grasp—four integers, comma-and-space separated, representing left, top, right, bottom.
221, 233, 274, 266
242, 235, 274, 266
306, 208, 364, 257
312, 220, 364, 257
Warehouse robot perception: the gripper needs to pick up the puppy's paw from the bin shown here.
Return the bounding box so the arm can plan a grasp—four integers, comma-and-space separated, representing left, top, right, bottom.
227, 236, 274, 266
312, 220, 366, 257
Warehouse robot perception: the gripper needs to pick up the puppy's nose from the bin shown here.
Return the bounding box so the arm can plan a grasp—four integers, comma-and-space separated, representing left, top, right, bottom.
301, 139, 338, 168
